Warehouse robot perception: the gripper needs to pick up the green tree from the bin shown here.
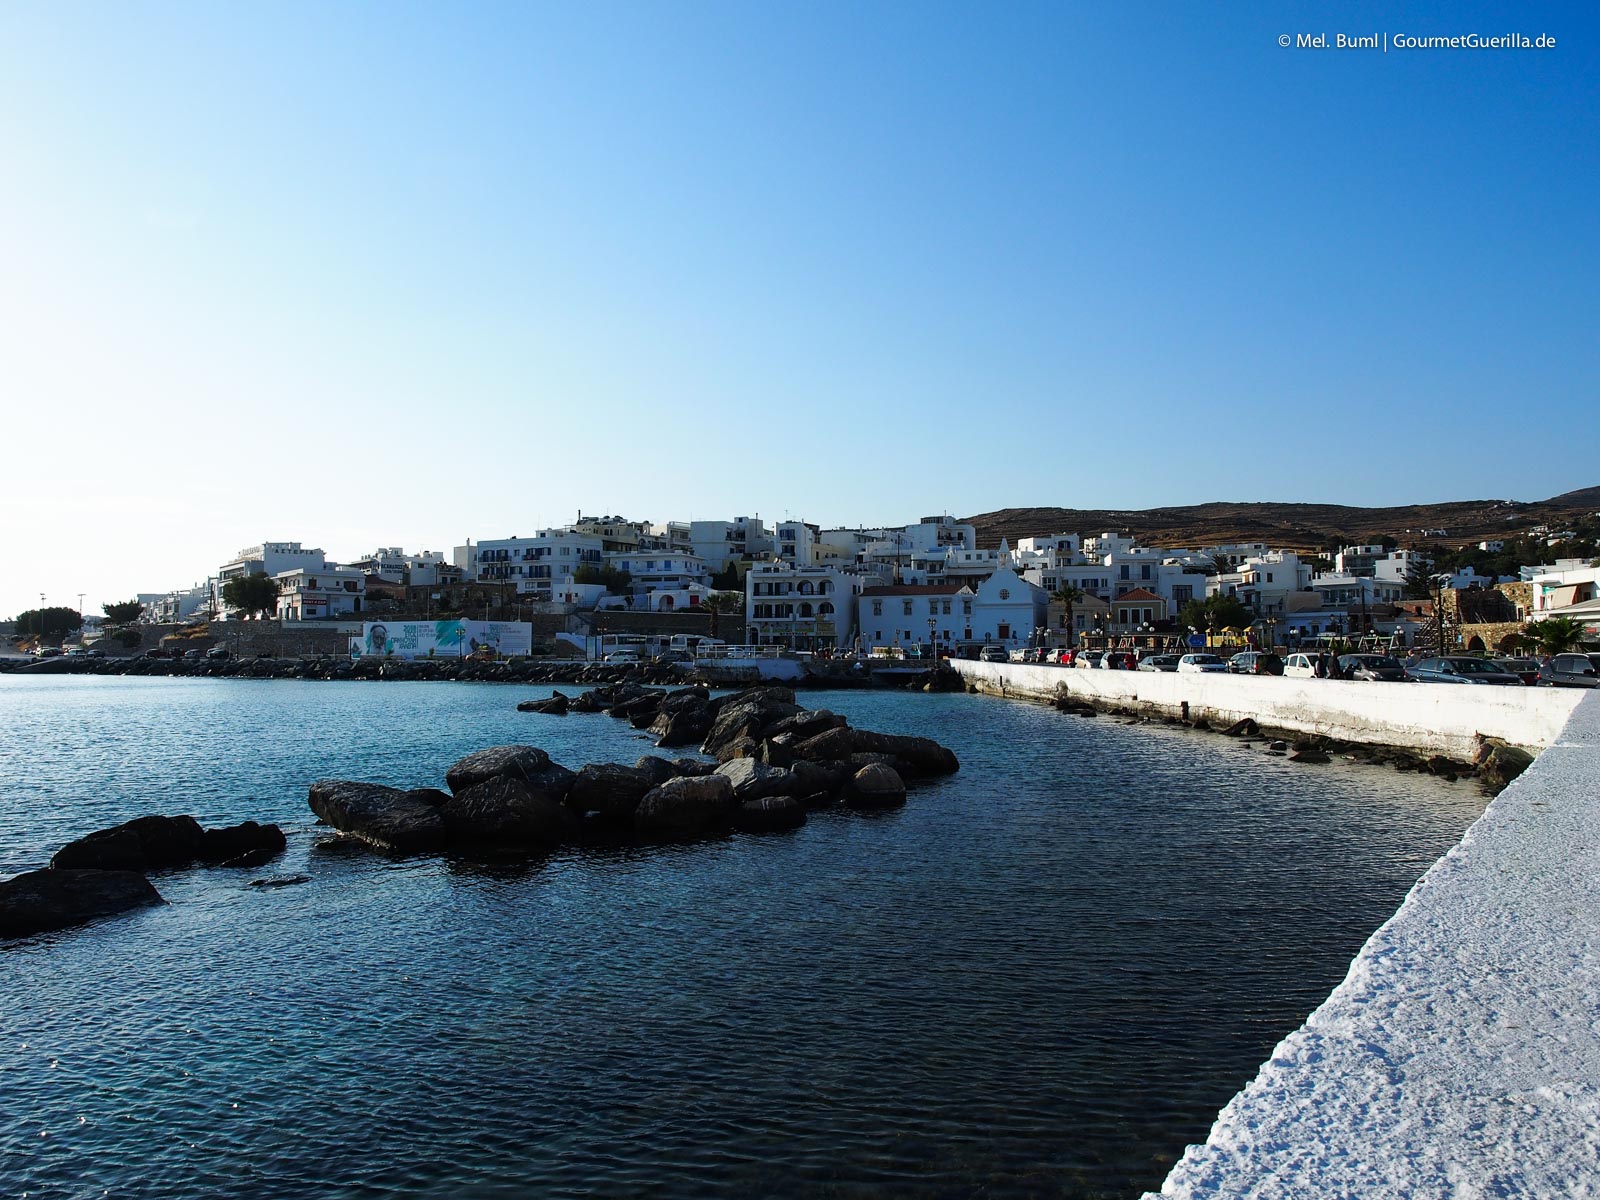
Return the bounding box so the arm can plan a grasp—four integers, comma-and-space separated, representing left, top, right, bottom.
15, 606, 84, 642
702, 590, 744, 642
1523, 616, 1588, 657
221, 573, 281, 619
1051, 584, 1084, 645
1177, 594, 1254, 635
102, 599, 145, 625
1402, 563, 1441, 601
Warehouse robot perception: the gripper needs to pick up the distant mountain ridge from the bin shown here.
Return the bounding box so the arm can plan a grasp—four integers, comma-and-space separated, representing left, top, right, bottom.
961, 488, 1600, 553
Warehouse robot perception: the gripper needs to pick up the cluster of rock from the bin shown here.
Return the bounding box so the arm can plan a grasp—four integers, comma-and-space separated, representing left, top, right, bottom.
0, 815, 286, 940
1054, 692, 1536, 792
311, 686, 959, 856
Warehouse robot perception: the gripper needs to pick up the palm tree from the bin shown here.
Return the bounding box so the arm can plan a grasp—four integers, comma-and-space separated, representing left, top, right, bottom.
703, 590, 743, 644
1523, 616, 1587, 658
1051, 585, 1084, 647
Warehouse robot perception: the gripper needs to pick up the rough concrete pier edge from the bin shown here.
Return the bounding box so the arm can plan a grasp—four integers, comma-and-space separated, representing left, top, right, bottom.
950, 660, 1600, 1196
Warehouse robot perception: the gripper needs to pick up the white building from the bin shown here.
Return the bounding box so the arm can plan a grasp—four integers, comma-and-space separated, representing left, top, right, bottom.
608, 550, 712, 611
1528, 564, 1600, 615
858, 584, 975, 651
139, 581, 216, 624
690, 517, 773, 572
745, 561, 883, 649
275, 566, 367, 621
219, 542, 326, 588
473, 530, 606, 597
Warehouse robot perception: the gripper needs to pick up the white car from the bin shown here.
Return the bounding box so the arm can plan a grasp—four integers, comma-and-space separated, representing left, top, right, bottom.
1283, 653, 1318, 678
1177, 653, 1227, 674
604, 651, 641, 664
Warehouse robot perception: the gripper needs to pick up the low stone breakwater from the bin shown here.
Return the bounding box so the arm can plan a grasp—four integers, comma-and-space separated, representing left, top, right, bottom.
313, 685, 961, 856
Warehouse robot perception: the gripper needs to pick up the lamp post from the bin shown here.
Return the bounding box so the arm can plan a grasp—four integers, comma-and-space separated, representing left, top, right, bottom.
929, 616, 937, 662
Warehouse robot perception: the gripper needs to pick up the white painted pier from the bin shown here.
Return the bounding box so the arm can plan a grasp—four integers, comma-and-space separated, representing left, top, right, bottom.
949, 661, 1600, 1196
950, 660, 1583, 757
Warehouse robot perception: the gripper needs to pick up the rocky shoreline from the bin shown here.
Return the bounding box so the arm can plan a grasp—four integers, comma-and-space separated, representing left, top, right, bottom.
0, 653, 966, 691
2, 686, 962, 941
1044, 694, 1535, 794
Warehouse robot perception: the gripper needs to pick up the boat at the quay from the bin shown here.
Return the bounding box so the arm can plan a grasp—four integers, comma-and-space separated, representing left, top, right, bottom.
1, 674, 1483, 1198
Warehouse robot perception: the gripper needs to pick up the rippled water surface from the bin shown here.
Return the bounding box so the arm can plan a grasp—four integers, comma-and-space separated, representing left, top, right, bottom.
0, 676, 1485, 1198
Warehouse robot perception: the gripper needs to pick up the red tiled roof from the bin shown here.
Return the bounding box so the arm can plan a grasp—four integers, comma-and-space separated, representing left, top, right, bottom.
1113, 587, 1163, 602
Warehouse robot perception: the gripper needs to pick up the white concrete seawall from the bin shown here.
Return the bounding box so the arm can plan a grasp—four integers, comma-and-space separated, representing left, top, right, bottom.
949, 662, 1600, 1194
949, 660, 1584, 757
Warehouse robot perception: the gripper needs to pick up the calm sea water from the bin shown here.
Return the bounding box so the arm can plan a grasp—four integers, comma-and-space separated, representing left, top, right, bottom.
0, 676, 1484, 1199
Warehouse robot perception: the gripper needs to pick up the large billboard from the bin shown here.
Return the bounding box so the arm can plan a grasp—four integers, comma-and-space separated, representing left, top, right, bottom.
350, 620, 533, 660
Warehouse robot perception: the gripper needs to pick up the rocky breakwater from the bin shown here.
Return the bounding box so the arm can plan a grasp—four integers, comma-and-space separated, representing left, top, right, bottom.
0, 814, 287, 939
4, 654, 690, 686
310, 686, 960, 858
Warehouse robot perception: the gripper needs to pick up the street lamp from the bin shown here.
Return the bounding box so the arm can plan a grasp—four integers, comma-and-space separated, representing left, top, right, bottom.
928, 616, 937, 661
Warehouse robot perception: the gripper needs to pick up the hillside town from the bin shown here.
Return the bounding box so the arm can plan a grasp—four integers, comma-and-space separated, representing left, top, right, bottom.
19, 510, 1598, 665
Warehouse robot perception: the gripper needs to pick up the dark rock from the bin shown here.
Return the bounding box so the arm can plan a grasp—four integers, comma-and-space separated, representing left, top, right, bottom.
441, 776, 579, 851
733, 796, 806, 833
1289, 747, 1331, 764
571, 690, 605, 713
308, 780, 450, 854
1426, 755, 1473, 778
650, 702, 712, 749
198, 821, 286, 864
1267, 740, 1289, 752
844, 763, 907, 809
760, 709, 847, 743
249, 874, 310, 888
635, 775, 736, 835
701, 688, 803, 757
787, 759, 837, 798
50, 814, 206, 872
444, 745, 552, 794
569, 763, 655, 821
1476, 738, 1535, 792
1, 868, 163, 939
517, 691, 569, 715
789, 726, 855, 762
634, 756, 679, 787
755, 736, 795, 768
1222, 718, 1261, 737
716, 736, 762, 763
714, 758, 800, 801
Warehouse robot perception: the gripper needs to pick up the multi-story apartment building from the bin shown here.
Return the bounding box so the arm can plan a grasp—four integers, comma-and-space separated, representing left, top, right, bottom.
744, 561, 885, 649
472, 530, 606, 597
690, 517, 773, 572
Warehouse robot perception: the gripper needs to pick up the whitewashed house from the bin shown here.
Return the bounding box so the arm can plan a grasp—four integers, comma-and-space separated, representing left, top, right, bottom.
857, 584, 975, 651
275, 566, 367, 621
745, 561, 882, 649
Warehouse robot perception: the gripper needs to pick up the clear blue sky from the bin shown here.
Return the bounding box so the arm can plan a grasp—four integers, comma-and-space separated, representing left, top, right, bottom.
1, 1, 1595, 617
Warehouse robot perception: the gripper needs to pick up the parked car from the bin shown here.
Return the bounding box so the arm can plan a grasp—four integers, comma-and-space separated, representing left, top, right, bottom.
1406, 656, 1522, 685
1228, 651, 1284, 676
183, 648, 205, 660
1138, 653, 1181, 672
35, 646, 63, 659
1177, 653, 1228, 674
1283, 652, 1319, 678
206, 645, 230, 660
1492, 657, 1543, 686
1337, 653, 1407, 682
65, 647, 88, 657
144, 647, 168, 659
1537, 652, 1600, 688
1097, 651, 1136, 670
977, 645, 1008, 663
1044, 648, 1073, 664
604, 651, 641, 664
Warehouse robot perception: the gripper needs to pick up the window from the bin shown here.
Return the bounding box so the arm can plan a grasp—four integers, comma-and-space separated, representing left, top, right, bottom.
928, 599, 939, 614
903, 601, 913, 616
1119, 566, 1130, 580
872, 600, 883, 616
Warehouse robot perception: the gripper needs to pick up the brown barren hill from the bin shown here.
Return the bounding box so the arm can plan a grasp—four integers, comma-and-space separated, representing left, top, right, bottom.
962, 488, 1600, 552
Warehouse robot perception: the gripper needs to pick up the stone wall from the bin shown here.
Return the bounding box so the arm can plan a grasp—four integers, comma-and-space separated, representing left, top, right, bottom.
950, 660, 1582, 756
